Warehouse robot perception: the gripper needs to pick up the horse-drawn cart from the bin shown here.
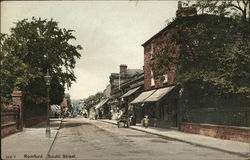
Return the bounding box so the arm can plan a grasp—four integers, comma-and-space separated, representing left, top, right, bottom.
117, 115, 129, 128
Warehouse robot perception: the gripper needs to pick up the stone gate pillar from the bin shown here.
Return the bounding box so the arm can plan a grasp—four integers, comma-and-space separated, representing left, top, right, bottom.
11, 91, 24, 130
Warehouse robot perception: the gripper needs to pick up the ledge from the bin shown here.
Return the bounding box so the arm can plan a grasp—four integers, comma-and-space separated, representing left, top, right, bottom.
1, 122, 16, 128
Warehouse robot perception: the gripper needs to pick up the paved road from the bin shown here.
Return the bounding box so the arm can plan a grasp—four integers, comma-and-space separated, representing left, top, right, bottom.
47, 118, 245, 160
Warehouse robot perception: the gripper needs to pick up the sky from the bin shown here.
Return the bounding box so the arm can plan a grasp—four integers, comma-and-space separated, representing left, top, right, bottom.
1, 1, 178, 100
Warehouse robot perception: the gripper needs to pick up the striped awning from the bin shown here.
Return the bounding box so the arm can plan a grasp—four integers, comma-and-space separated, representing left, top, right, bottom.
130, 89, 156, 104
144, 86, 175, 102
95, 99, 109, 109
50, 105, 61, 114
121, 86, 141, 98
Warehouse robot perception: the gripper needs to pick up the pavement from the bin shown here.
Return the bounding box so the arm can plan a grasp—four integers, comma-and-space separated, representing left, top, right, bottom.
1, 118, 62, 160
99, 119, 250, 158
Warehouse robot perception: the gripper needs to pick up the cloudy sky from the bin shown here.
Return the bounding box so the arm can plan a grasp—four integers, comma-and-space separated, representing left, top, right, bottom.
1, 1, 178, 99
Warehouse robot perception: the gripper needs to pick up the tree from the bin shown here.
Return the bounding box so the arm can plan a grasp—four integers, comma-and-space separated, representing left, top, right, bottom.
0, 17, 82, 106
151, 5, 249, 99
84, 92, 104, 111
183, 0, 249, 23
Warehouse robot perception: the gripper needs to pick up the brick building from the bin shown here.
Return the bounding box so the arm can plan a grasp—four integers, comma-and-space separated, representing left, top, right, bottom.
130, 2, 250, 143
130, 4, 197, 128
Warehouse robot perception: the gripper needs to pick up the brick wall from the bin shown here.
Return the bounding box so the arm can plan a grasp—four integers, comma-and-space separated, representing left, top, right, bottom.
1, 122, 18, 138
1, 91, 23, 137
181, 123, 250, 142
143, 27, 179, 90
144, 50, 152, 90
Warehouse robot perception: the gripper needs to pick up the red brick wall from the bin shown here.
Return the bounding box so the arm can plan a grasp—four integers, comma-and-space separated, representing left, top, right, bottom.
181, 123, 250, 142
144, 49, 152, 90
143, 28, 179, 90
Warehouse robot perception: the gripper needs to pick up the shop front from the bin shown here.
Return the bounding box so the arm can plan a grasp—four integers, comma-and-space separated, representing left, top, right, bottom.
130, 86, 179, 128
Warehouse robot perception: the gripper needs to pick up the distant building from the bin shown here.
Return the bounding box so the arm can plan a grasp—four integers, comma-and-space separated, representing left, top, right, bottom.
109, 64, 143, 92
108, 64, 143, 119
103, 84, 111, 99
60, 93, 71, 117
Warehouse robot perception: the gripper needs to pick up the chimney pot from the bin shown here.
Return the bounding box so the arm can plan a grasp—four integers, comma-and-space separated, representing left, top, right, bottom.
120, 64, 127, 74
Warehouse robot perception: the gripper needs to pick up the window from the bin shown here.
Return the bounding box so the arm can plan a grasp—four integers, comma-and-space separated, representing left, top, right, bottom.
163, 74, 168, 83
151, 70, 155, 86
150, 43, 154, 59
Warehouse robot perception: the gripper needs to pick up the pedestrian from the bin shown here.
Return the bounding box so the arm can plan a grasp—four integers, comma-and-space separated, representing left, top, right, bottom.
143, 115, 149, 128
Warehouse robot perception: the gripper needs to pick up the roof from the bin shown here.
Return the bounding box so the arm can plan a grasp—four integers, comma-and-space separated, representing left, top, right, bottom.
144, 86, 175, 102
130, 89, 156, 104
110, 69, 143, 79
64, 93, 70, 98
127, 69, 143, 75
51, 105, 61, 114
121, 86, 141, 98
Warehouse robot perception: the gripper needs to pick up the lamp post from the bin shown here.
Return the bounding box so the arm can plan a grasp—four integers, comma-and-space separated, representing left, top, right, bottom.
44, 69, 52, 138
177, 88, 184, 130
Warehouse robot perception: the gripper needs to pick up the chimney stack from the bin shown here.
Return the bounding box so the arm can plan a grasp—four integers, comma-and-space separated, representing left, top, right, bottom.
178, 1, 182, 9
120, 64, 127, 74
176, 1, 197, 17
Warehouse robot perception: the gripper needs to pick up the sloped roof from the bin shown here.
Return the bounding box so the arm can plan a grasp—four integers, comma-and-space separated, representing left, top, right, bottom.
64, 93, 70, 98
51, 105, 61, 114
121, 86, 141, 98
144, 86, 175, 102
130, 89, 156, 104
110, 69, 143, 79
95, 99, 109, 109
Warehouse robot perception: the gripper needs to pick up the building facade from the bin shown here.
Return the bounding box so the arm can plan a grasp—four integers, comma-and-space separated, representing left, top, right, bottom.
130, 5, 197, 128
108, 64, 143, 119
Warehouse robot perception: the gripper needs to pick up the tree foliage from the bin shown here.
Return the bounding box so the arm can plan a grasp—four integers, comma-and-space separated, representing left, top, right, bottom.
184, 0, 249, 22
84, 92, 104, 111
151, 3, 250, 99
0, 17, 82, 105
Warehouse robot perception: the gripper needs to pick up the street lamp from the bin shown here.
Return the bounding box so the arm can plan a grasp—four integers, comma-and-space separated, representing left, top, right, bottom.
44, 69, 52, 138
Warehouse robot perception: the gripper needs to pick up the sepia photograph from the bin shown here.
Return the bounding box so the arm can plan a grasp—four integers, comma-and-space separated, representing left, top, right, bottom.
1, 0, 250, 160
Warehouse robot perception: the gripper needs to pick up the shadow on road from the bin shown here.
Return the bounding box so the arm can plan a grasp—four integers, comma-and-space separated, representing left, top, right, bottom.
29, 120, 61, 128
60, 122, 91, 128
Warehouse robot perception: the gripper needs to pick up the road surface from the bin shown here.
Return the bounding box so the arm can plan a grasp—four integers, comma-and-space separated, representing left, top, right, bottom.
47, 117, 244, 160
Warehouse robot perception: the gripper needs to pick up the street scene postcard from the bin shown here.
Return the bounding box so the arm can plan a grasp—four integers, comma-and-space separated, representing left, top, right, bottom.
1, 0, 250, 160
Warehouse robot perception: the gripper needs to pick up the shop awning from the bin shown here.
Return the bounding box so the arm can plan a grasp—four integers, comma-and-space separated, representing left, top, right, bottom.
95, 99, 109, 109
50, 105, 61, 114
144, 86, 175, 102
130, 89, 156, 104
121, 86, 141, 98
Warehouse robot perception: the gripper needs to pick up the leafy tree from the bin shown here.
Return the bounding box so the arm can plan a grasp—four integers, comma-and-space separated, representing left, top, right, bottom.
84, 92, 104, 111
151, 3, 249, 99
183, 0, 249, 23
0, 17, 82, 107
